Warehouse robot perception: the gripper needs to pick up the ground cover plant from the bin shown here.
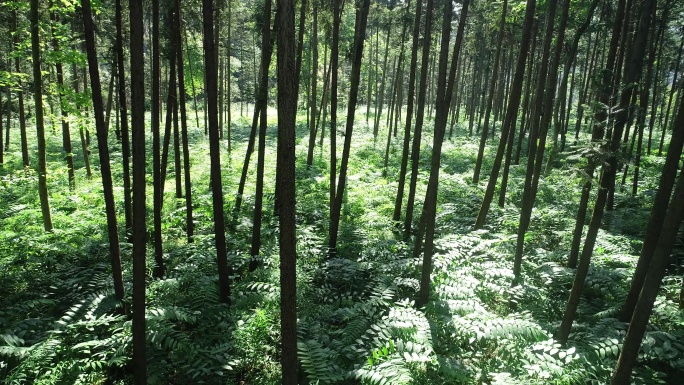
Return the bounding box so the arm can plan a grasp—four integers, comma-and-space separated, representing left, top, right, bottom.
1, 0, 684, 384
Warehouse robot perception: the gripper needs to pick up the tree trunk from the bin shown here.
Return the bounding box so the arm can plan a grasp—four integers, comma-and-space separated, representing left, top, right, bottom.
513, 0, 567, 283
393, 0, 423, 223
151, 0, 164, 279
250, 0, 272, 267
306, 6, 318, 168
611, 163, 684, 384
658, 33, 684, 156
30, 0, 53, 232
116, 0, 132, 232
415, 0, 469, 308
174, 0, 194, 243
129, 0, 147, 380
232, 16, 275, 227
13, 11, 29, 168
276, 2, 298, 382
203, 0, 232, 305
557, 0, 655, 344
619, 89, 684, 322
472, 0, 508, 184
80, 0, 125, 303
404, 0, 435, 236
329, 0, 341, 234
328, 0, 371, 256
50, 6, 76, 190
474, 0, 537, 230
373, 17, 393, 142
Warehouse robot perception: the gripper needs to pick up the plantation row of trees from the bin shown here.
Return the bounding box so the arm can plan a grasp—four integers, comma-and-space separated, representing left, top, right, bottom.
0, 0, 683, 383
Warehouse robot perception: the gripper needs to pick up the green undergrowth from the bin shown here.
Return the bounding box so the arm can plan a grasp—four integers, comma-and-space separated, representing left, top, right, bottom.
1, 113, 683, 384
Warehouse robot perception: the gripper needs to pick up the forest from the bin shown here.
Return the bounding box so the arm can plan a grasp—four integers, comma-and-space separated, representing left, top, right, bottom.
0, 0, 683, 383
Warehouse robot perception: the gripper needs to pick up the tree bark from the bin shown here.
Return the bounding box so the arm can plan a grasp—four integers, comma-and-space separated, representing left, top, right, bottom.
80, 0, 125, 303
557, 0, 655, 344
116, 0, 132, 232
393, 0, 423, 223
129, 0, 147, 381
276, 0, 299, 379
611, 163, 684, 384
30, 0, 53, 232
415, 0, 469, 308
475, 0, 537, 229
250, 0, 272, 267
328, 0, 371, 256
49, 5, 76, 190
203, 0, 232, 305
472, 0, 508, 184
174, 0, 194, 243
13, 11, 29, 168
404, 0, 435, 236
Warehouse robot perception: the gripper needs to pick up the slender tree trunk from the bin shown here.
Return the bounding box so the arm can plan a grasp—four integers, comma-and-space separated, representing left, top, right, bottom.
276, 1, 298, 382
658, 33, 684, 156
13, 11, 29, 168
0, 83, 3, 164
475, 0, 537, 229
116, 0, 132, 232
611, 163, 684, 384
4, 68, 10, 152
30, 0, 53, 233
151, 0, 164, 278
558, 0, 655, 344
104, 68, 115, 133
80, 0, 125, 303
404, 0, 435, 236
373, 18, 393, 142
415, 0, 469, 308
329, 0, 341, 231
250, 0, 272, 266
232, 18, 275, 226
619, 95, 684, 322
393, 0, 423, 223
306, 7, 319, 168
175, 0, 194, 243
129, 0, 147, 380
513, 0, 567, 282
472, 0, 508, 184
328, 0, 371, 256
161, 52, 177, 204
50, 6, 76, 190
226, 0, 232, 152
203, 0, 232, 305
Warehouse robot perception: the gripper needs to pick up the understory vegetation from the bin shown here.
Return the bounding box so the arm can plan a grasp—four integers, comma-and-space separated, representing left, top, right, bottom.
1, 111, 683, 384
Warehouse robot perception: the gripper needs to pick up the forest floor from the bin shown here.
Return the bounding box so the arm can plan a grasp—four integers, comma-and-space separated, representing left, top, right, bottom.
0, 109, 683, 384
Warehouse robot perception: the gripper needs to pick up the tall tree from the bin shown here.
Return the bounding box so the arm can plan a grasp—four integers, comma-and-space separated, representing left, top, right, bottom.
473, 0, 508, 184
203, 0, 232, 305
611, 159, 684, 384
475, 0, 538, 229
250, 0, 272, 266
277, 1, 298, 381
415, 0, 470, 308
129, 0, 147, 381
152, 0, 164, 279
115, 0, 132, 233
30, 0, 53, 232
49, 4, 76, 190
175, 0, 194, 243
557, 0, 656, 344
13, 10, 29, 168
328, 0, 371, 256
513, 0, 568, 282
80, 0, 124, 303
404, 0, 435, 236
393, 0, 422, 223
